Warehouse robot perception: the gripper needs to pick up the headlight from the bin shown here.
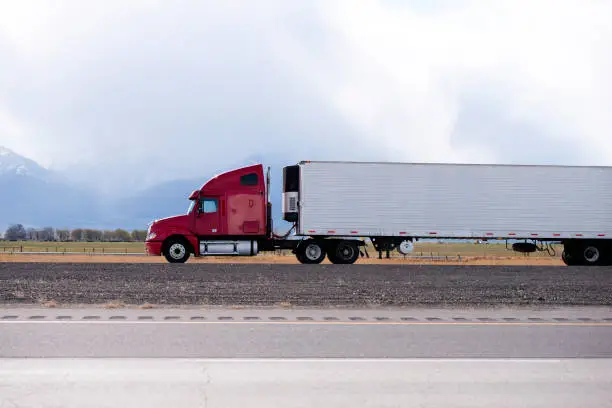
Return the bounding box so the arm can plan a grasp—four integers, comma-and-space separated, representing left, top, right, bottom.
146, 232, 157, 241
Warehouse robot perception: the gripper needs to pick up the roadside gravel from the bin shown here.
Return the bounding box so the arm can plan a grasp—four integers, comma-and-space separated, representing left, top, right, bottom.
1, 263, 610, 306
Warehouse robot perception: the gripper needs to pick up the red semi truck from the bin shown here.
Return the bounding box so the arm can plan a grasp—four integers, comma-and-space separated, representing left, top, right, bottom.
145, 161, 612, 265
144, 163, 316, 264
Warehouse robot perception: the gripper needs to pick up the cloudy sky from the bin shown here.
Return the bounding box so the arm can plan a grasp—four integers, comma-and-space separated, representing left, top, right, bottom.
0, 0, 610, 194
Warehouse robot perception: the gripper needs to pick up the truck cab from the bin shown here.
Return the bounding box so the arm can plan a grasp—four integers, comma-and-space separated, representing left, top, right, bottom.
145, 164, 268, 263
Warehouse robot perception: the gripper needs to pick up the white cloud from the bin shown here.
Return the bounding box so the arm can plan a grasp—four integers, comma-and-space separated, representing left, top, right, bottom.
275, 0, 612, 164
0, 0, 610, 195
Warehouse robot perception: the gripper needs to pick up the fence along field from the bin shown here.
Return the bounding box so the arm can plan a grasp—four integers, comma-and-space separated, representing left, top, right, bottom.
1, 224, 147, 255
1, 223, 565, 264
0, 241, 145, 254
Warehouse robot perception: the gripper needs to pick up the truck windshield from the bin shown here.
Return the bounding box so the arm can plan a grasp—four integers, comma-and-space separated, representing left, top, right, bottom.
187, 200, 196, 214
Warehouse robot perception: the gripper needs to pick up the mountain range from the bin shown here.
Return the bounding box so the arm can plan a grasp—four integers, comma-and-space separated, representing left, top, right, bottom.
0, 146, 288, 233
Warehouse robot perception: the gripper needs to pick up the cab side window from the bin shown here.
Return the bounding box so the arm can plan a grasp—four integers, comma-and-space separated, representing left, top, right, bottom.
200, 198, 218, 213
240, 173, 258, 186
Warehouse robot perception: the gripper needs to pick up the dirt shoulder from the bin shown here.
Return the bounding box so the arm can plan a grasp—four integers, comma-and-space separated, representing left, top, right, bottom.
1, 262, 608, 307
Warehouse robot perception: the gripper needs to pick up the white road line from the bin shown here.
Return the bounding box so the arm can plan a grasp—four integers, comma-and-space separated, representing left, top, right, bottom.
0, 357, 578, 363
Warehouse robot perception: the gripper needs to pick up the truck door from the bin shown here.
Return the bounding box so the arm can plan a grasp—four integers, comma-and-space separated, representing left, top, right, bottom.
195, 196, 220, 236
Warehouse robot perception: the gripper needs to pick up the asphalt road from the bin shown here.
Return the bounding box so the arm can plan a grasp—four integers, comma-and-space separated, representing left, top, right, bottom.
3, 307, 611, 407
2, 358, 611, 408
2, 263, 612, 306
2, 307, 611, 358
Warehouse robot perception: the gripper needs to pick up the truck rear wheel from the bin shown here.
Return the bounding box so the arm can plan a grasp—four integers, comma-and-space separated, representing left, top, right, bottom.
163, 237, 191, 263
327, 240, 359, 264
296, 240, 326, 264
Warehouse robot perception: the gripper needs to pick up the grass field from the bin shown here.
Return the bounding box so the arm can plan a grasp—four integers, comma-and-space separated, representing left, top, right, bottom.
0, 240, 563, 260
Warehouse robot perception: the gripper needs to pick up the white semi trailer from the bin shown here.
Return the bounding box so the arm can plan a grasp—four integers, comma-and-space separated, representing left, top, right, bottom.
282, 161, 612, 266
146, 160, 612, 265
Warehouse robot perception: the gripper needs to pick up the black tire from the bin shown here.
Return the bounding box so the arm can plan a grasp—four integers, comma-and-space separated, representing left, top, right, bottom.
163, 237, 191, 263
328, 240, 359, 264
581, 243, 603, 266
296, 240, 326, 264
561, 250, 580, 266
326, 241, 340, 264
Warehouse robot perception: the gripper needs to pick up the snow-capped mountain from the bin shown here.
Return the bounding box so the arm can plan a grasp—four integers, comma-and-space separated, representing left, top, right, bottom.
0, 146, 97, 231
0, 146, 50, 178
0, 145, 290, 233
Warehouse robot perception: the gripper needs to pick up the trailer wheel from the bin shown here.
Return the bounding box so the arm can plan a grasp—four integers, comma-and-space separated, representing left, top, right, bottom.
296, 240, 326, 264
582, 244, 602, 266
328, 240, 359, 264
163, 237, 191, 263
561, 250, 581, 266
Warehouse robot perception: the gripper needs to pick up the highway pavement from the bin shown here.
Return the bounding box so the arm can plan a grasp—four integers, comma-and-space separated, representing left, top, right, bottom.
2, 358, 611, 408
2, 306, 611, 407
1, 306, 612, 358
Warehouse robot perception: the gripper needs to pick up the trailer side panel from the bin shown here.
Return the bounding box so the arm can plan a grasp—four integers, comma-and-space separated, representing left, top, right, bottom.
297, 161, 612, 239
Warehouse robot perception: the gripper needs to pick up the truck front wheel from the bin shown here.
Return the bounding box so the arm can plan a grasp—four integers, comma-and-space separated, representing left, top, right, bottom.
163, 238, 191, 263
296, 240, 326, 264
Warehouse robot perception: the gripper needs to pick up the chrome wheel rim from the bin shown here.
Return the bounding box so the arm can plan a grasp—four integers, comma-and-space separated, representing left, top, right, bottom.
583, 246, 600, 263
169, 243, 186, 259
338, 244, 355, 260
305, 244, 322, 261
